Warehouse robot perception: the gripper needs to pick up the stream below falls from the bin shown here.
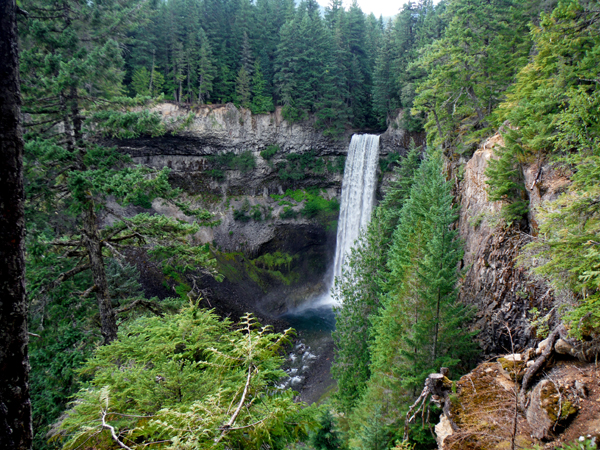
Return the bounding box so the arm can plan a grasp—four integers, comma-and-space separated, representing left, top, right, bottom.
279, 305, 337, 404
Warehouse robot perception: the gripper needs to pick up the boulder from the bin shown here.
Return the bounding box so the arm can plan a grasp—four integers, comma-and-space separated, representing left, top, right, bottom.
526, 379, 578, 440
555, 339, 577, 356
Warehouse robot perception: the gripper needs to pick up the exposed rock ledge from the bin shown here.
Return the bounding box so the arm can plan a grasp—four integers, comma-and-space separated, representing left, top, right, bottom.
434, 351, 600, 449
456, 132, 571, 356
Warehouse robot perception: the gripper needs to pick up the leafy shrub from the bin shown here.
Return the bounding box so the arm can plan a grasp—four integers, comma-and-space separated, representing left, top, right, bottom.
260, 144, 279, 160
54, 309, 317, 449
234, 151, 256, 173
233, 209, 250, 222
277, 151, 327, 181
250, 205, 262, 221
281, 105, 307, 122
130, 192, 153, 208
206, 168, 224, 180
206, 151, 256, 176
302, 196, 337, 218
326, 156, 346, 174
379, 152, 400, 172
280, 206, 298, 219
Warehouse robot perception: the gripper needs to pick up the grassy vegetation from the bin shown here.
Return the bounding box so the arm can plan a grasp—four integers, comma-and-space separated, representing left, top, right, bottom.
275, 151, 343, 181
260, 144, 279, 160
379, 152, 401, 172
271, 188, 340, 225
206, 151, 257, 179
214, 250, 301, 291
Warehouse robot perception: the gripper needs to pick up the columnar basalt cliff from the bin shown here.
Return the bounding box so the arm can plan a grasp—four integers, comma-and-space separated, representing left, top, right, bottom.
109, 104, 405, 317
113, 106, 569, 355
456, 132, 572, 356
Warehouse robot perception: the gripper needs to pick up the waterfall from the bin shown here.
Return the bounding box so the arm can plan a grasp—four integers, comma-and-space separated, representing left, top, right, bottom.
310, 134, 379, 308
332, 134, 380, 282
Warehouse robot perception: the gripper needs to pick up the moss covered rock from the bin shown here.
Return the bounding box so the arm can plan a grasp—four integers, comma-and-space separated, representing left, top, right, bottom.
526, 379, 579, 440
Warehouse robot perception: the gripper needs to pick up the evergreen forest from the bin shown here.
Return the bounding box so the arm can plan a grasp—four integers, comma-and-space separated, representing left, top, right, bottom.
1, 0, 599, 448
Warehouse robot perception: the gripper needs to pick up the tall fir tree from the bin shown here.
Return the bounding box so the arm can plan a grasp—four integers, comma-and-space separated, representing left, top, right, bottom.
332, 145, 422, 413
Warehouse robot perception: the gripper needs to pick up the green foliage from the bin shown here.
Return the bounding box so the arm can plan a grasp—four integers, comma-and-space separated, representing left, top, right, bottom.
250, 205, 263, 221
277, 151, 327, 181
207, 151, 256, 174
332, 146, 422, 413
379, 152, 401, 172
260, 144, 279, 160
54, 308, 317, 449
333, 151, 476, 448
27, 259, 147, 449
280, 206, 298, 220
372, 151, 476, 393
251, 61, 275, 114
236, 65, 252, 107
131, 67, 165, 97
485, 131, 529, 225
251, 251, 297, 272
308, 408, 345, 450
491, 0, 600, 337
351, 404, 392, 450
412, 0, 534, 152
233, 199, 267, 223
529, 438, 598, 450
522, 154, 600, 337
270, 188, 339, 224
302, 196, 339, 220
233, 208, 251, 222
327, 156, 346, 174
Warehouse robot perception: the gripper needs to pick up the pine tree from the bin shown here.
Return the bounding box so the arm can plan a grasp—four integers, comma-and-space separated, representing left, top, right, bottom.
496, 0, 600, 337
250, 61, 274, 113
371, 151, 475, 396
332, 147, 422, 412
236, 65, 251, 108
131, 67, 151, 96
20, 0, 219, 346
197, 28, 216, 104
412, 0, 534, 153
372, 26, 395, 127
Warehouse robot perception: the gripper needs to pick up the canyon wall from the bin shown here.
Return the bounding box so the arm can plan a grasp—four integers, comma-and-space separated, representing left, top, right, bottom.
109, 104, 408, 318
456, 132, 571, 355
113, 104, 569, 357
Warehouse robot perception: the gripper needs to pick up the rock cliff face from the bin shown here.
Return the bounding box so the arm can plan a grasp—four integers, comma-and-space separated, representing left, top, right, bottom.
436, 357, 600, 450
113, 106, 567, 354
456, 132, 571, 356
110, 104, 407, 317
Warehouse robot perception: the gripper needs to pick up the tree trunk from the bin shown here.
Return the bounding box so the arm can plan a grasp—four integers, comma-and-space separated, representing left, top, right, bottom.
0, 0, 33, 447
82, 203, 118, 344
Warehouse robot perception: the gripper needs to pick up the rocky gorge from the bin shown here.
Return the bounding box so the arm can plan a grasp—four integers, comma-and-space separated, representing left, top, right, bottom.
111, 103, 598, 447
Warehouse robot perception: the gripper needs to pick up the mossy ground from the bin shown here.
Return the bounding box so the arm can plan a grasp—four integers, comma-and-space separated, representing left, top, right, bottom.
445, 362, 535, 450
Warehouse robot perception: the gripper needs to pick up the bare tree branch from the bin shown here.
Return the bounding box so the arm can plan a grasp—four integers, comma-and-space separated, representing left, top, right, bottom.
40, 263, 91, 294
101, 408, 133, 450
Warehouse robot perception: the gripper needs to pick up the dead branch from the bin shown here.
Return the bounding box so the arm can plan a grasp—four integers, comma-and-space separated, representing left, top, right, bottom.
520, 325, 566, 396
404, 369, 458, 441
216, 320, 257, 444
78, 284, 97, 298
40, 263, 91, 294
101, 408, 133, 450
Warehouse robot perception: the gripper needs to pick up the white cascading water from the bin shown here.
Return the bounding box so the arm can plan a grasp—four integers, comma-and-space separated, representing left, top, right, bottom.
279, 135, 379, 391
332, 134, 380, 282
310, 133, 380, 308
